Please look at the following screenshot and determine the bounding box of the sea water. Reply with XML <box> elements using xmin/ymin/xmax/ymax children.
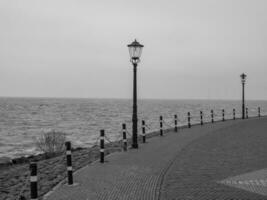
<box><xmin>0</xmin><ymin>97</ymin><xmax>266</xmax><ymax>158</ymax></box>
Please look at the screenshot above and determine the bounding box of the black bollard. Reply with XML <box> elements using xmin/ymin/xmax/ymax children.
<box><xmin>142</xmin><ymin>120</ymin><xmax>146</xmax><ymax>143</ymax></box>
<box><xmin>65</xmin><ymin>141</ymin><xmax>73</xmax><ymax>185</ymax></box>
<box><xmin>122</xmin><ymin>124</ymin><xmax>127</xmax><ymax>151</ymax></box>
<box><xmin>211</xmin><ymin>110</ymin><xmax>214</xmax><ymax>123</ymax></box>
<box><xmin>258</xmin><ymin>107</ymin><xmax>261</xmax><ymax>118</ymax></box>
<box><xmin>160</xmin><ymin>116</ymin><xmax>163</xmax><ymax>136</ymax></box>
<box><xmin>200</xmin><ymin>111</ymin><xmax>203</xmax><ymax>125</ymax></box>
<box><xmin>174</xmin><ymin>115</ymin><xmax>178</xmax><ymax>132</ymax></box>
<box><xmin>30</xmin><ymin>162</ymin><xmax>38</xmax><ymax>200</ymax></box>
<box><xmin>222</xmin><ymin>109</ymin><xmax>225</xmax><ymax>121</ymax></box>
<box><xmin>233</xmin><ymin>108</ymin><xmax>236</xmax><ymax>120</ymax></box>
<box><xmin>246</xmin><ymin>107</ymin><xmax>248</xmax><ymax>119</ymax></box>
<box><xmin>100</xmin><ymin>130</ymin><xmax>105</xmax><ymax>163</ymax></box>
<box><xmin>188</xmin><ymin>112</ymin><xmax>191</xmax><ymax>128</ymax></box>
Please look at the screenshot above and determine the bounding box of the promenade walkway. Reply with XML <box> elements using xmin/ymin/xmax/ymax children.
<box><xmin>45</xmin><ymin>117</ymin><xmax>267</xmax><ymax>200</ymax></box>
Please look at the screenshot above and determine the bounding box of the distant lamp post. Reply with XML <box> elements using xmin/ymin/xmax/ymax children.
<box><xmin>127</xmin><ymin>39</ymin><xmax>144</xmax><ymax>148</ymax></box>
<box><xmin>240</xmin><ymin>73</ymin><xmax>247</xmax><ymax>119</ymax></box>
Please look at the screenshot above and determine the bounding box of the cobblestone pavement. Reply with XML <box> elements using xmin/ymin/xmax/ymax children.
<box><xmin>220</xmin><ymin>168</ymin><xmax>267</xmax><ymax>197</ymax></box>
<box><xmin>160</xmin><ymin>117</ymin><xmax>267</xmax><ymax>200</ymax></box>
<box><xmin>44</xmin><ymin>117</ymin><xmax>267</xmax><ymax>200</ymax></box>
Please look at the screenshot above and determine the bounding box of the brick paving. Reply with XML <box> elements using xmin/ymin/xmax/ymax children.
<box><xmin>44</xmin><ymin>117</ymin><xmax>267</xmax><ymax>200</ymax></box>
<box><xmin>220</xmin><ymin>168</ymin><xmax>267</xmax><ymax>197</ymax></box>
<box><xmin>160</xmin><ymin>117</ymin><xmax>267</xmax><ymax>200</ymax></box>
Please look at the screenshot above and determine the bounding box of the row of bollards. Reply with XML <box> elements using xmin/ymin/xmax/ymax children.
<box><xmin>28</xmin><ymin>106</ymin><xmax>262</xmax><ymax>199</ymax></box>
<box><xmin>29</xmin><ymin>141</ymin><xmax>75</xmax><ymax>200</ymax></box>
<box><xmin>152</xmin><ymin>107</ymin><xmax>261</xmax><ymax>135</ymax></box>
<box><xmin>98</xmin><ymin>107</ymin><xmax>261</xmax><ymax>165</ymax></box>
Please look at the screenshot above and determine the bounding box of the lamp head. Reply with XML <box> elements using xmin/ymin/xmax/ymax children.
<box><xmin>127</xmin><ymin>39</ymin><xmax>144</xmax><ymax>64</ymax></box>
<box><xmin>240</xmin><ymin>73</ymin><xmax>247</xmax><ymax>84</ymax></box>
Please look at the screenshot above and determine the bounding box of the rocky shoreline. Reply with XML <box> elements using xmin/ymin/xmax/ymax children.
<box><xmin>0</xmin><ymin>128</ymin><xmax>171</xmax><ymax>200</ymax></box>
<box><xmin>0</xmin><ymin>147</ymin><xmax>87</xmax><ymax>169</ymax></box>
<box><xmin>0</xmin><ymin>142</ymin><xmax>123</xmax><ymax>200</ymax></box>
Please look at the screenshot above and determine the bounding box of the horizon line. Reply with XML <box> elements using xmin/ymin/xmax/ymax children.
<box><xmin>0</xmin><ymin>96</ymin><xmax>266</xmax><ymax>101</ymax></box>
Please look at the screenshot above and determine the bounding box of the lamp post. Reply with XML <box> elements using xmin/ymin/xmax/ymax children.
<box><xmin>127</xmin><ymin>39</ymin><xmax>144</xmax><ymax>149</ymax></box>
<box><xmin>240</xmin><ymin>73</ymin><xmax>247</xmax><ymax>119</ymax></box>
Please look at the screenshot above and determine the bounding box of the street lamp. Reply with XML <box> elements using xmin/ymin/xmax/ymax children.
<box><xmin>127</xmin><ymin>39</ymin><xmax>144</xmax><ymax>149</ymax></box>
<box><xmin>240</xmin><ymin>73</ymin><xmax>247</xmax><ymax>119</ymax></box>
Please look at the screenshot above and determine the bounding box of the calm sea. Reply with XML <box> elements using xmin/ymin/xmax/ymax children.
<box><xmin>0</xmin><ymin>97</ymin><xmax>266</xmax><ymax>158</ymax></box>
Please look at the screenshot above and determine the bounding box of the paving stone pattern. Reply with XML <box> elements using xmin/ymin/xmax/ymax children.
<box><xmin>220</xmin><ymin>168</ymin><xmax>267</xmax><ymax>197</ymax></box>
<box><xmin>44</xmin><ymin>119</ymin><xmax>258</xmax><ymax>200</ymax></box>
<box><xmin>160</xmin><ymin>117</ymin><xmax>267</xmax><ymax>200</ymax></box>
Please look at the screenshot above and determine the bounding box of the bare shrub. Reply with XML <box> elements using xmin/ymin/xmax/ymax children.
<box><xmin>35</xmin><ymin>130</ymin><xmax>66</xmax><ymax>158</ymax></box>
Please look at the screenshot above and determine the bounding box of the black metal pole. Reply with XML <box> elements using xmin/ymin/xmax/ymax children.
<box><xmin>174</xmin><ymin>114</ymin><xmax>178</xmax><ymax>132</ymax></box>
<box><xmin>233</xmin><ymin>108</ymin><xmax>236</xmax><ymax>120</ymax></box>
<box><xmin>188</xmin><ymin>112</ymin><xmax>191</xmax><ymax>128</ymax></box>
<box><xmin>122</xmin><ymin>124</ymin><xmax>127</xmax><ymax>151</ymax></box>
<box><xmin>100</xmin><ymin>130</ymin><xmax>105</xmax><ymax>163</ymax></box>
<box><xmin>132</xmin><ymin>63</ymin><xmax>138</xmax><ymax>148</ymax></box>
<box><xmin>65</xmin><ymin>141</ymin><xmax>73</xmax><ymax>185</ymax></box>
<box><xmin>160</xmin><ymin>116</ymin><xmax>163</xmax><ymax>136</ymax></box>
<box><xmin>211</xmin><ymin>110</ymin><xmax>214</xmax><ymax>123</ymax></box>
<box><xmin>242</xmin><ymin>82</ymin><xmax>245</xmax><ymax>119</ymax></box>
<box><xmin>142</xmin><ymin>120</ymin><xmax>146</xmax><ymax>143</ymax></box>
<box><xmin>200</xmin><ymin>111</ymin><xmax>203</xmax><ymax>125</ymax></box>
<box><xmin>30</xmin><ymin>162</ymin><xmax>38</xmax><ymax>200</ymax></box>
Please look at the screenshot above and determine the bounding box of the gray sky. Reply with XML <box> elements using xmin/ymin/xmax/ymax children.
<box><xmin>0</xmin><ymin>0</ymin><xmax>267</xmax><ymax>100</ymax></box>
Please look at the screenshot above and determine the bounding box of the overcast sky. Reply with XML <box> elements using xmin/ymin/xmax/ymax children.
<box><xmin>0</xmin><ymin>0</ymin><xmax>267</xmax><ymax>100</ymax></box>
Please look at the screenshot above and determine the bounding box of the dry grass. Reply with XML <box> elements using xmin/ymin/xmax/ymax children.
<box><xmin>35</xmin><ymin>130</ymin><xmax>66</xmax><ymax>158</ymax></box>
